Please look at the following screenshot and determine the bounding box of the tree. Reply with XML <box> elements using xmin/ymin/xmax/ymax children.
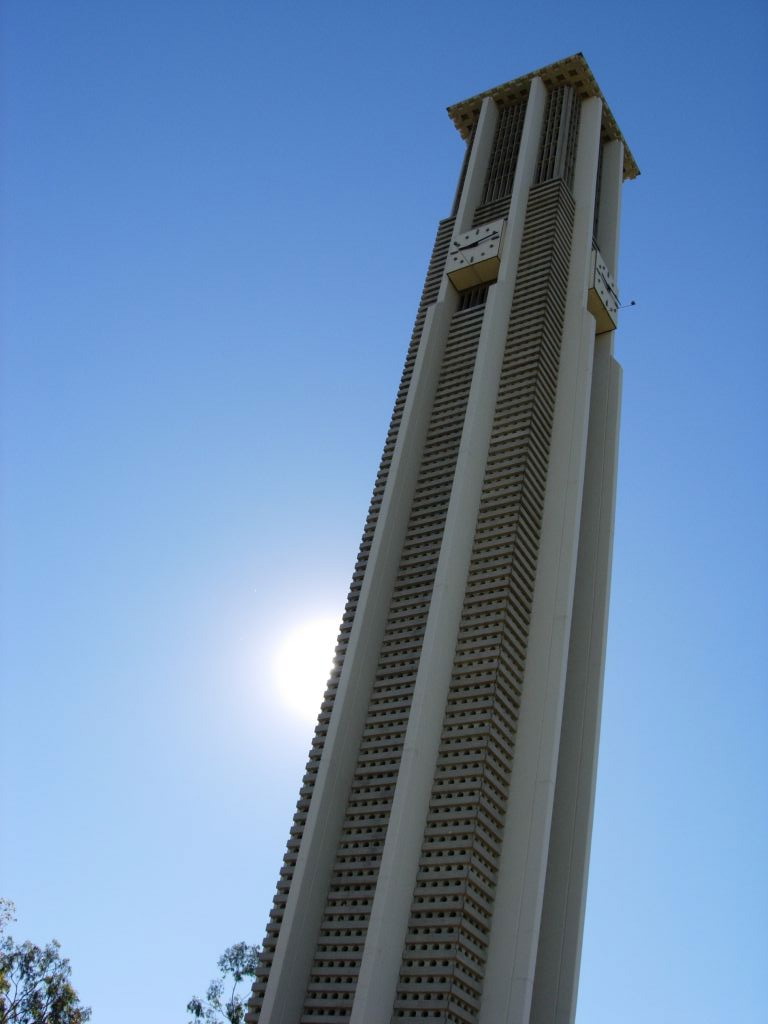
<box><xmin>186</xmin><ymin>943</ymin><xmax>260</xmax><ymax>1024</ymax></box>
<box><xmin>0</xmin><ymin>900</ymin><xmax>91</xmax><ymax>1024</ymax></box>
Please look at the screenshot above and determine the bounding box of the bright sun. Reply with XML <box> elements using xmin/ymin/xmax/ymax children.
<box><xmin>272</xmin><ymin>616</ymin><xmax>339</xmax><ymax>720</ymax></box>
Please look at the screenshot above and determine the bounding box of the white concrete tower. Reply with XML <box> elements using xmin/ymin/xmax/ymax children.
<box><xmin>248</xmin><ymin>54</ymin><xmax>638</xmax><ymax>1024</ymax></box>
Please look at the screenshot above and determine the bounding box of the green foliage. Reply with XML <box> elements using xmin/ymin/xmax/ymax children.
<box><xmin>186</xmin><ymin>943</ymin><xmax>260</xmax><ymax>1024</ymax></box>
<box><xmin>0</xmin><ymin>900</ymin><xmax>91</xmax><ymax>1024</ymax></box>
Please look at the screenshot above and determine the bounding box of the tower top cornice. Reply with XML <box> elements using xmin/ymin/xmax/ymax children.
<box><xmin>447</xmin><ymin>52</ymin><xmax>640</xmax><ymax>181</ymax></box>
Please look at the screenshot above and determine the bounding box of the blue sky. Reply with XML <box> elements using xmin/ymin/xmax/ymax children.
<box><xmin>2</xmin><ymin>2</ymin><xmax>766</xmax><ymax>1021</ymax></box>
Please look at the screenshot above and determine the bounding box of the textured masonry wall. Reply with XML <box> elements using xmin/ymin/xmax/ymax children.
<box><xmin>392</xmin><ymin>180</ymin><xmax>575</xmax><ymax>1024</ymax></box>
<box><xmin>299</xmin><ymin>302</ymin><xmax>483</xmax><ymax>1022</ymax></box>
<box><xmin>248</xmin><ymin>216</ymin><xmax>456</xmax><ymax>1021</ymax></box>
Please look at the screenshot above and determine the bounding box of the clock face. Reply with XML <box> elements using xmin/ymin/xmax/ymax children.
<box><xmin>447</xmin><ymin>217</ymin><xmax>505</xmax><ymax>290</ymax></box>
<box><xmin>593</xmin><ymin>251</ymin><xmax>618</xmax><ymax>314</ymax></box>
<box><xmin>450</xmin><ymin>224</ymin><xmax>502</xmax><ymax>256</ymax></box>
<box><xmin>587</xmin><ymin>248</ymin><xmax>619</xmax><ymax>334</ymax></box>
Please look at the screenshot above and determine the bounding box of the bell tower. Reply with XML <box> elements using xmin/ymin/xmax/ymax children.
<box><xmin>248</xmin><ymin>54</ymin><xmax>638</xmax><ymax>1024</ymax></box>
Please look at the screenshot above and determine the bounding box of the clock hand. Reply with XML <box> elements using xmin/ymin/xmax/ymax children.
<box><xmin>452</xmin><ymin>231</ymin><xmax>500</xmax><ymax>252</ymax></box>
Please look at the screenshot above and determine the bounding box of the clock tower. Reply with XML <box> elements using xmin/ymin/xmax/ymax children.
<box><xmin>248</xmin><ymin>54</ymin><xmax>638</xmax><ymax>1024</ymax></box>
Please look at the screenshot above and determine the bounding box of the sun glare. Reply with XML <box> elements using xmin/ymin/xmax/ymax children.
<box><xmin>272</xmin><ymin>616</ymin><xmax>340</xmax><ymax>720</ymax></box>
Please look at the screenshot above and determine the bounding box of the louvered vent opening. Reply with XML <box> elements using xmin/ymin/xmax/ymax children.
<box><xmin>457</xmin><ymin>284</ymin><xmax>489</xmax><ymax>311</ymax></box>
<box><xmin>481</xmin><ymin>99</ymin><xmax>527</xmax><ymax>205</ymax></box>
<box><xmin>472</xmin><ymin>196</ymin><xmax>510</xmax><ymax>229</ymax></box>
<box><xmin>535</xmin><ymin>86</ymin><xmax>580</xmax><ymax>192</ymax></box>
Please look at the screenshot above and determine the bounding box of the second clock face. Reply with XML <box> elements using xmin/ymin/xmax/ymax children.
<box><xmin>447</xmin><ymin>217</ymin><xmax>505</xmax><ymax>291</ymax></box>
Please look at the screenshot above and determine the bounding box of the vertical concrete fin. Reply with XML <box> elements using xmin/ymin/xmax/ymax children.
<box><xmin>530</xmin><ymin>132</ymin><xmax>626</xmax><ymax>1024</ymax></box>
<box><xmin>530</xmin><ymin>345</ymin><xmax>622</xmax><ymax>1024</ymax></box>
<box><xmin>478</xmin><ymin>95</ymin><xmax>603</xmax><ymax>1024</ymax></box>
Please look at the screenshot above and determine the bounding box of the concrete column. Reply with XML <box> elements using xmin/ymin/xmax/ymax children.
<box><xmin>479</xmin><ymin>95</ymin><xmax>604</xmax><ymax>1024</ymax></box>
<box><xmin>349</xmin><ymin>77</ymin><xmax>549</xmax><ymax>1024</ymax></box>
<box><xmin>596</xmin><ymin>140</ymin><xmax>624</xmax><ymax>275</ymax></box>
<box><xmin>529</xmin><ymin>139</ymin><xmax>625</xmax><ymax>1024</ymax></box>
<box><xmin>530</xmin><ymin>353</ymin><xmax>622</xmax><ymax>1024</ymax></box>
<box><xmin>453</xmin><ymin>96</ymin><xmax>498</xmax><ymax>233</ymax></box>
